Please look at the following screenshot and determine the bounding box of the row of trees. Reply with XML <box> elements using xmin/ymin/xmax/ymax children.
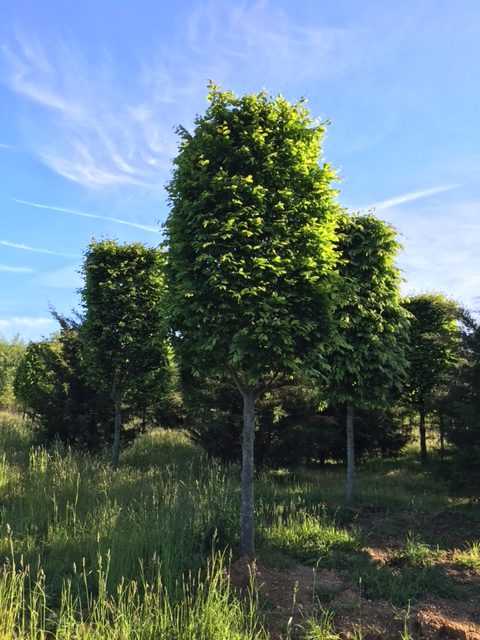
<box><xmin>5</xmin><ymin>86</ymin><xmax>479</xmax><ymax>558</ymax></box>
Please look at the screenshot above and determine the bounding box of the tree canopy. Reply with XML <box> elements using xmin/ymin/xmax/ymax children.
<box><xmin>164</xmin><ymin>84</ymin><xmax>340</xmax><ymax>387</ymax></box>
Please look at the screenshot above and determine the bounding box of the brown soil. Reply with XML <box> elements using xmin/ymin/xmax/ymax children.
<box><xmin>228</xmin><ymin>547</ymin><xmax>480</xmax><ymax>639</ymax></box>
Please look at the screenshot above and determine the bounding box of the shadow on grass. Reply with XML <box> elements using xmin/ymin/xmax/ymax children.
<box><xmin>321</xmin><ymin>547</ymin><xmax>470</xmax><ymax>606</ymax></box>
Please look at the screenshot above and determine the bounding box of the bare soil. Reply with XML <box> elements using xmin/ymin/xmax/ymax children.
<box><xmin>229</xmin><ymin>509</ymin><xmax>480</xmax><ymax>639</ymax></box>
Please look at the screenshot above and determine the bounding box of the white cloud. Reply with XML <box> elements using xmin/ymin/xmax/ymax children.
<box><xmin>0</xmin><ymin>4</ymin><xmax>384</xmax><ymax>190</ymax></box>
<box><xmin>0</xmin><ymin>142</ymin><xmax>14</xmax><ymax>150</ymax></box>
<box><xmin>0</xmin><ymin>264</ymin><xmax>34</xmax><ymax>273</ymax></box>
<box><xmin>13</xmin><ymin>198</ymin><xmax>160</xmax><ymax>233</ymax></box>
<box><xmin>0</xmin><ymin>316</ymin><xmax>56</xmax><ymax>341</ymax></box>
<box><xmin>0</xmin><ymin>240</ymin><xmax>77</xmax><ymax>258</ymax></box>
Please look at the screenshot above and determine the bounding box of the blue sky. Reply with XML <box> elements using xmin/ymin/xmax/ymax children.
<box><xmin>1</xmin><ymin>0</ymin><xmax>479</xmax><ymax>341</ymax></box>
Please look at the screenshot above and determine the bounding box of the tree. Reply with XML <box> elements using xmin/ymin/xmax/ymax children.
<box><xmin>81</xmin><ymin>240</ymin><xmax>170</xmax><ymax>469</ymax></box>
<box><xmin>404</xmin><ymin>293</ymin><xmax>461</xmax><ymax>463</ymax></box>
<box><xmin>0</xmin><ymin>335</ymin><xmax>25</xmax><ymax>408</ymax></box>
<box><xmin>164</xmin><ymin>85</ymin><xmax>340</xmax><ymax>557</ymax></box>
<box><xmin>328</xmin><ymin>212</ymin><xmax>409</xmax><ymax>503</ymax></box>
<box><xmin>444</xmin><ymin>309</ymin><xmax>480</xmax><ymax>484</ymax></box>
<box><xmin>13</xmin><ymin>314</ymin><xmax>112</xmax><ymax>447</ymax></box>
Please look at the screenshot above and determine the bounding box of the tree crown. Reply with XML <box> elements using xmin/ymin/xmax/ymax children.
<box><xmin>164</xmin><ymin>85</ymin><xmax>341</xmax><ymax>387</ymax></box>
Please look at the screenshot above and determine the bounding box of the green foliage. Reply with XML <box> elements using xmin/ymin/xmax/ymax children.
<box><xmin>391</xmin><ymin>534</ymin><xmax>440</xmax><ymax>568</ymax></box>
<box><xmin>81</xmin><ymin>240</ymin><xmax>169</xmax><ymax>397</ymax></box>
<box><xmin>260</xmin><ymin>511</ymin><xmax>360</xmax><ymax>563</ymax></box>
<box><xmin>0</xmin><ymin>335</ymin><xmax>25</xmax><ymax>407</ymax></box>
<box><xmin>0</xmin><ymin>554</ymin><xmax>266</xmax><ymax>640</ymax></box>
<box><xmin>404</xmin><ymin>293</ymin><xmax>462</xmax><ymax>410</ymax></box>
<box><xmin>0</xmin><ymin>412</ymin><xmax>476</xmax><ymax>636</ymax></box>
<box><xmin>13</xmin><ymin>316</ymin><xmax>112</xmax><ymax>448</ymax></box>
<box><xmin>444</xmin><ymin>310</ymin><xmax>480</xmax><ymax>484</ymax></box>
<box><xmin>299</xmin><ymin>611</ymin><xmax>340</xmax><ymax>640</ymax></box>
<box><xmin>454</xmin><ymin>541</ymin><xmax>480</xmax><ymax>568</ymax></box>
<box><xmin>81</xmin><ymin>240</ymin><xmax>171</xmax><ymax>466</ymax></box>
<box><xmin>329</xmin><ymin>212</ymin><xmax>409</xmax><ymax>408</ymax></box>
<box><xmin>164</xmin><ymin>84</ymin><xmax>340</xmax><ymax>386</ymax></box>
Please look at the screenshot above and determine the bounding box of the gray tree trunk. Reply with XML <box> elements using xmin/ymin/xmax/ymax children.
<box><xmin>240</xmin><ymin>385</ymin><xmax>255</xmax><ymax>558</ymax></box>
<box><xmin>345</xmin><ymin>404</ymin><xmax>355</xmax><ymax>506</ymax></box>
<box><xmin>439</xmin><ymin>412</ymin><xmax>445</xmax><ymax>457</ymax></box>
<box><xmin>419</xmin><ymin>406</ymin><xmax>427</xmax><ymax>464</ymax></box>
<box><xmin>112</xmin><ymin>379</ymin><xmax>122</xmax><ymax>470</ymax></box>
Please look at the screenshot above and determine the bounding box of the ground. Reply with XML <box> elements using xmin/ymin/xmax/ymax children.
<box><xmin>230</xmin><ymin>507</ymin><xmax>480</xmax><ymax>639</ymax></box>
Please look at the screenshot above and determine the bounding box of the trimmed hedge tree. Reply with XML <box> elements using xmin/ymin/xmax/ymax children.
<box><xmin>328</xmin><ymin>213</ymin><xmax>409</xmax><ymax>504</ymax></box>
<box><xmin>81</xmin><ymin>240</ymin><xmax>170</xmax><ymax>469</ymax></box>
<box><xmin>164</xmin><ymin>85</ymin><xmax>340</xmax><ymax>557</ymax></box>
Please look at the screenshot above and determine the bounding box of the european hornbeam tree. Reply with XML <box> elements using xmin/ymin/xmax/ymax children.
<box><xmin>81</xmin><ymin>240</ymin><xmax>170</xmax><ymax>469</ymax></box>
<box><xmin>0</xmin><ymin>335</ymin><xmax>25</xmax><ymax>408</ymax></box>
<box><xmin>329</xmin><ymin>213</ymin><xmax>409</xmax><ymax>504</ymax></box>
<box><xmin>164</xmin><ymin>85</ymin><xmax>340</xmax><ymax>558</ymax></box>
<box><xmin>405</xmin><ymin>293</ymin><xmax>461</xmax><ymax>463</ymax></box>
<box><xmin>446</xmin><ymin>310</ymin><xmax>480</xmax><ymax>482</ymax></box>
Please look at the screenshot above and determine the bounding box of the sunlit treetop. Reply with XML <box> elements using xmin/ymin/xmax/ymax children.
<box><xmin>164</xmin><ymin>84</ymin><xmax>341</xmax><ymax>387</ymax></box>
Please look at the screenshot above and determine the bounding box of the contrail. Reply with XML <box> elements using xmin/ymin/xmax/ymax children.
<box><xmin>12</xmin><ymin>199</ymin><xmax>160</xmax><ymax>234</ymax></box>
<box><xmin>0</xmin><ymin>240</ymin><xmax>78</xmax><ymax>259</ymax></box>
<box><xmin>367</xmin><ymin>184</ymin><xmax>460</xmax><ymax>211</ymax></box>
<box><xmin>0</xmin><ymin>264</ymin><xmax>34</xmax><ymax>273</ymax></box>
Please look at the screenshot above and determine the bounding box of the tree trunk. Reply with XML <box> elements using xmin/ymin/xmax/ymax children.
<box><xmin>111</xmin><ymin>379</ymin><xmax>122</xmax><ymax>470</ymax></box>
<box><xmin>439</xmin><ymin>412</ymin><xmax>445</xmax><ymax>457</ymax></box>
<box><xmin>419</xmin><ymin>406</ymin><xmax>427</xmax><ymax>464</ymax></box>
<box><xmin>345</xmin><ymin>404</ymin><xmax>355</xmax><ymax>506</ymax></box>
<box><xmin>240</xmin><ymin>385</ymin><xmax>255</xmax><ymax>559</ymax></box>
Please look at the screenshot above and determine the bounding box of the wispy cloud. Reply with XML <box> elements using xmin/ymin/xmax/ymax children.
<box><xmin>0</xmin><ymin>240</ymin><xmax>77</xmax><ymax>258</ymax></box>
<box><xmin>0</xmin><ymin>4</ymin><xmax>388</xmax><ymax>189</ymax></box>
<box><xmin>1</xmin><ymin>35</ymin><xmax>178</xmax><ymax>188</ymax></box>
<box><xmin>186</xmin><ymin>2</ymin><xmax>365</xmax><ymax>83</ymax></box>
<box><xmin>367</xmin><ymin>184</ymin><xmax>460</xmax><ymax>211</ymax></box>
<box><xmin>13</xmin><ymin>198</ymin><xmax>160</xmax><ymax>233</ymax></box>
<box><xmin>0</xmin><ymin>142</ymin><xmax>14</xmax><ymax>150</ymax></box>
<box><xmin>0</xmin><ymin>264</ymin><xmax>34</xmax><ymax>273</ymax></box>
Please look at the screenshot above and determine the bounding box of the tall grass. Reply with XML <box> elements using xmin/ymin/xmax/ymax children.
<box><xmin>0</xmin><ymin>552</ymin><xmax>266</xmax><ymax>639</ymax></box>
<box><xmin>0</xmin><ymin>411</ymin><xmax>475</xmax><ymax>638</ymax></box>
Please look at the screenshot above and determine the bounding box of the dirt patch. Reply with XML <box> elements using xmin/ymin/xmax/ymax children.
<box><xmin>228</xmin><ymin>557</ymin><xmax>480</xmax><ymax>639</ymax></box>
<box><xmin>229</xmin><ymin>558</ymin><xmax>344</xmax><ymax>637</ymax></box>
<box><xmin>412</xmin><ymin>607</ymin><xmax>480</xmax><ymax>640</ymax></box>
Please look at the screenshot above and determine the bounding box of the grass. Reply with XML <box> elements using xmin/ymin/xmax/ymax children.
<box><xmin>391</xmin><ymin>534</ymin><xmax>440</xmax><ymax>568</ymax></box>
<box><xmin>259</xmin><ymin>511</ymin><xmax>360</xmax><ymax>564</ymax></box>
<box><xmin>454</xmin><ymin>540</ymin><xmax>480</xmax><ymax>569</ymax></box>
<box><xmin>0</xmin><ymin>411</ymin><xmax>477</xmax><ymax>638</ymax></box>
<box><xmin>0</xmin><ymin>552</ymin><xmax>267</xmax><ymax>640</ymax></box>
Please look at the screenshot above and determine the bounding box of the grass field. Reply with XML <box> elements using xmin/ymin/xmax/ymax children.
<box><xmin>0</xmin><ymin>411</ymin><xmax>478</xmax><ymax>639</ymax></box>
